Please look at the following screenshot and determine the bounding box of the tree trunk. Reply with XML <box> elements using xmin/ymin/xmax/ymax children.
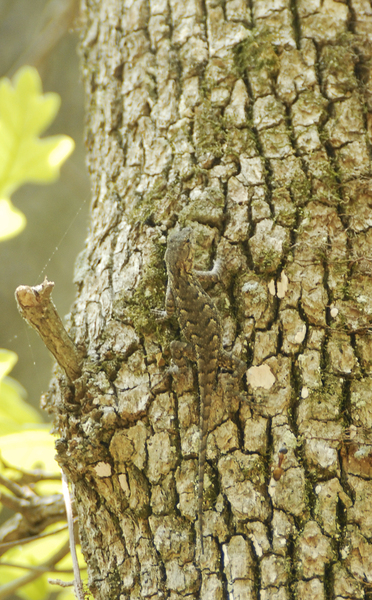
<box><xmin>51</xmin><ymin>0</ymin><xmax>372</xmax><ymax>598</ymax></box>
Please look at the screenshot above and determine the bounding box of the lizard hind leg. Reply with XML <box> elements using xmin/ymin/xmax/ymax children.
<box><xmin>220</xmin><ymin>349</ymin><xmax>246</xmax><ymax>379</ymax></box>
<box><xmin>219</xmin><ymin>349</ymin><xmax>247</xmax><ymax>410</ymax></box>
<box><xmin>166</xmin><ymin>341</ymin><xmax>196</xmax><ymax>379</ymax></box>
<box><xmin>170</xmin><ymin>340</ymin><xmax>196</xmax><ymax>362</ymax></box>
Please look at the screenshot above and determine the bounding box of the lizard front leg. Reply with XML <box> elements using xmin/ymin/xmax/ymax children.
<box><xmin>194</xmin><ymin>257</ymin><xmax>222</xmax><ymax>287</ymax></box>
<box><xmin>153</xmin><ymin>284</ymin><xmax>176</xmax><ymax>321</ymax></box>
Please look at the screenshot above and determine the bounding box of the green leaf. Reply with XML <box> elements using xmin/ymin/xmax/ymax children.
<box><xmin>56</xmin><ymin>590</ymin><xmax>82</xmax><ymax>600</ymax></box>
<box><xmin>0</xmin><ymin>65</ymin><xmax>75</xmax><ymax>235</ymax></box>
<box><xmin>0</xmin><ymin>376</ymin><xmax>43</xmax><ymax>435</ymax></box>
<box><xmin>0</xmin><ymin>349</ymin><xmax>43</xmax><ymax>434</ymax></box>
<box><xmin>0</xmin><ymin>348</ymin><xmax>18</xmax><ymax>379</ymax></box>
<box><xmin>0</xmin><ymin>197</ymin><xmax>26</xmax><ymax>240</ymax></box>
<box><xmin>0</xmin><ymin>428</ymin><xmax>58</xmax><ymax>472</ymax></box>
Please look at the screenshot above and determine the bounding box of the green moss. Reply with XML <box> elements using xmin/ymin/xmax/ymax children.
<box><xmin>194</xmin><ymin>100</ymin><xmax>226</xmax><ymax>160</ymax></box>
<box><xmin>117</xmin><ymin>241</ymin><xmax>169</xmax><ymax>341</ymax></box>
<box><xmin>195</xmin><ymin>100</ymin><xmax>250</xmax><ymax>158</ymax></box>
<box><xmin>319</xmin><ymin>42</ymin><xmax>358</xmax><ymax>97</ymax></box>
<box><xmin>289</xmin><ymin>172</ymin><xmax>311</xmax><ymax>206</ymax></box>
<box><xmin>187</xmin><ymin>165</ymin><xmax>209</xmax><ymax>180</ymax></box>
<box><xmin>82</xmin><ymin>584</ymin><xmax>95</xmax><ymax>600</ymax></box>
<box><xmin>233</xmin><ymin>29</ymin><xmax>279</xmax><ymax>80</ymax></box>
<box><xmin>130</xmin><ymin>177</ymin><xmax>173</xmax><ymax>225</ymax></box>
<box><xmin>314</xmin><ymin>157</ymin><xmax>339</xmax><ymax>191</ymax></box>
<box><xmin>241</xmin><ymin>455</ymin><xmax>266</xmax><ymax>485</ymax></box>
<box><xmin>127</xmin><ymin>177</ymin><xmax>167</xmax><ymax>224</ymax></box>
<box><xmin>261</xmin><ymin>247</ymin><xmax>282</xmax><ymax>272</ymax></box>
<box><xmin>127</xmin><ymin>178</ymin><xmax>184</xmax><ymax>226</ymax></box>
<box><xmin>178</xmin><ymin>186</ymin><xmax>225</xmax><ymax>227</ymax></box>
<box><xmin>225</xmin><ymin>126</ymin><xmax>257</xmax><ymax>158</ymax></box>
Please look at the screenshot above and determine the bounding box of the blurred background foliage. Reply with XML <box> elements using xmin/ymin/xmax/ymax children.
<box><xmin>0</xmin><ymin>1</ymin><xmax>90</xmax><ymax>598</ymax></box>
<box><xmin>0</xmin><ymin>0</ymin><xmax>90</xmax><ymax>409</ymax></box>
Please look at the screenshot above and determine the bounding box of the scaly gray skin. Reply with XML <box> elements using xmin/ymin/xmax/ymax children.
<box><xmin>157</xmin><ymin>227</ymin><xmax>245</xmax><ymax>554</ymax></box>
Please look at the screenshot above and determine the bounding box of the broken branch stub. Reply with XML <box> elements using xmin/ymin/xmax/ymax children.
<box><xmin>15</xmin><ymin>278</ymin><xmax>83</xmax><ymax>382</ymax></box>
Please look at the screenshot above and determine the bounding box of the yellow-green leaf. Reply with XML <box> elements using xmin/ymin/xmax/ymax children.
<box><xmin>0</xmin><ymin>197</ymin><xmax>26</xmax><ymax>240</ymax></box>
<box><xmin>56</xmin><ymin>590</ymin><xmax>82</xmax><ymax>600</ymax></box>
<box><xmin>17</xmin><ymin>572</ymin><xmax>48</xmax><ymax>600</ymax></box>
<box><xmin>0</xmin><ymin>65</ymin><xmax>75</xmax><ymax>199</ymax></box>
<box><xmin>0</xmin><ymin>348</ymin><xmax>18</xmax><ymax>380</ymax></box>
<box><xmin>0</xmin><ymin>349</ymin><xmax>42</xmax><ymax>434</ymax></box>
<box><xmin>0</xmin><ymin>376</ymin><xmax>43</xmax><ymax>435</ymax></box>
<box><xmin>0</xmin><ymin>428</ymin><xmax>57</xmax><ymax>472</ymax></box>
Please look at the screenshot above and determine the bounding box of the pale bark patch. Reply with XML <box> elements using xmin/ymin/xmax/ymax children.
<box><xmin>247</xmin><ymin>364</ymin><xmax>276</xmax><ymax>390</ymax></box>
<box><xmin>94</xmin><ymin>462</ymin><xmax>112</xmax><ymax>477</ymax></box>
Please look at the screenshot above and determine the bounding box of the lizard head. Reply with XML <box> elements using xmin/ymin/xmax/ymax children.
<box><xmin>165</xmin><ymin>227</ymin><xmax>195</xmax><ymax>273</ymax></box>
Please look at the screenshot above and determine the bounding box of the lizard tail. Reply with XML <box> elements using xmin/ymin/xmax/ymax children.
<box><xmin>198</xmin><ymin>430</ymin><xmax>207</xmax><ymax>554</ymax></box>
<box><xmin>198</xmin><ymin>381</ymin><xmax>212</xmax><ymax>555</ymax></box>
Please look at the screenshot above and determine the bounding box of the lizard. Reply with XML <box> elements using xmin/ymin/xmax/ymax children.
<box><xmin>156</xmin><ymin>227</ymin><xmax>246</xmax><ymax>553</ymax></box>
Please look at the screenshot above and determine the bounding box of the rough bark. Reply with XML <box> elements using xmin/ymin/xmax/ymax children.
<box><xmin>46</xmin><ymin>0</ymin><xmax>372</xmax><ymax>598</ymax></box>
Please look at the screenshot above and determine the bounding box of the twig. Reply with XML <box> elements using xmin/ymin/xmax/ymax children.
<box><xmin>0</xmin><ymin>473</ymin><xmax>31</xmax><ymax>499</ymax></box>
<box><xmin>0</xmin><ymin>498</ymin><xmax>66</xmax><ymax>558</ymax></box>
<box><xmin>0</xmin><ymin>524</ymin><xmax>69</xmax><ymax>552</ymax></box>
<box><xmin>15</xmin><ymin>277</ymin><xmax>83</xmax><ymax>382</ymax></box>
<box><xmin>61</xmin><ymin>471</ymin><xmax>84</xmax><ymax>600</ymax></box>
<box><xmin>0</xmin><ymin>454</ymin><xmax>61</xmax><ymax>484</ymax></box>
<box><xmin>0</xmin><ymin>475</ymin><xmax>65</xmax><ymax>524</ymax></box>
<box><xmin>0</xmin><ymin>562</ymin><xmax>73</xmax><ymax>574</ymax></box>
<box><xmin>49</xmin><ymin>578</ymin><xmax>74</xmax><ymax>587</ymax></box>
